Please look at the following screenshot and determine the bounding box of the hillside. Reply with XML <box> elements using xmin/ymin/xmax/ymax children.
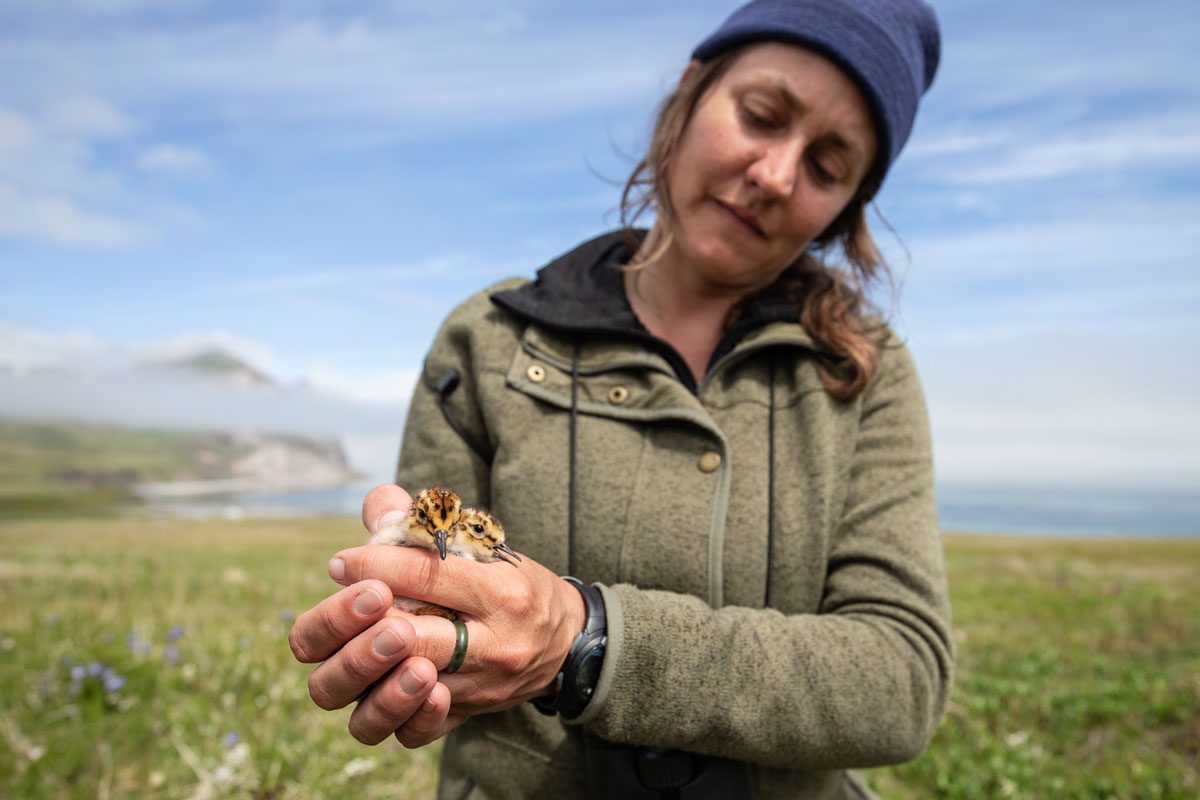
<box><xmin>0</xmin><ymin>420</ymin><xmax>361</xmax><ymax>517</ymax></box>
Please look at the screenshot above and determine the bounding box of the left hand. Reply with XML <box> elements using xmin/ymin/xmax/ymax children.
<box><xmin>327</xmin><ymin>483</ymin><xmax>586</xmax><ymax>746</ymax></box>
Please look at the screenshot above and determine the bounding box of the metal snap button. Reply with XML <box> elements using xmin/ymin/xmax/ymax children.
<box><xmin>607</xmin><ymin>385</ymin><xmax>630</xmax><ymax>405</ymax></box>
<box><xmin>698</xmin><ymin>451</ymin><xmax>721</xmax><ymax>473</ymax></box>
<box><xmin>526</xmin><ymin>364</ymin><xmax>546</xmax><ymax>383</ymax></box>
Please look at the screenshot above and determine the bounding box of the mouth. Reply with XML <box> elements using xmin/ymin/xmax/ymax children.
<box><xmin>434</xmin><ymin>530</ymin><xmax>448</xmax><ymax>560</ymax></box>
<box><xmin>714</xmin><ymin>200</ymin><xmax>766</xmax><ymax>239</ymax></box>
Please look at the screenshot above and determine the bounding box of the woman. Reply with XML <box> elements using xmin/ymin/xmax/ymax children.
<box><xmin>290</xmin><ymin>1</ymin><xmax>953</xmax><ymax>797</ymax></box>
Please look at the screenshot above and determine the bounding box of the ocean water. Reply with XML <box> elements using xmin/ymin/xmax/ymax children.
<box><xmin>150</xmin><ymin>481</ymin><xmax>1200</xmax><ymax>538</ymax></box>
<box><xmin>936</xmin><ymin>484</ymin><xmax>1200</xmax><ymax>538</ymax></box>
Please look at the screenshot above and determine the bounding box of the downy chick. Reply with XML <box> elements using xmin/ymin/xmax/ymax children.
<box><xmin>370</xmin><ymin>487</ymin><xmax>461</xmax><ymax>559</ymax></box>
<box><xmin>369</xmin><ymin>487</ymin><xmax>463</xmax><ymax>619</ymax></box>
<box><xmin>448</xmin><ymin>507</ymin><xmax>522</xmax><ymax>564</ymax></box>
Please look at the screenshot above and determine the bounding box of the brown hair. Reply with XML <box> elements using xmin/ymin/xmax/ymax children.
<box><xmin>620</xmin><ymin>49</ymin><xmax>891</xmax><ymax>401</ymax></box>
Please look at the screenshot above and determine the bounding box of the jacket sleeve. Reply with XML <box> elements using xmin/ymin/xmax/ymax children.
<box><xmin>575</xmin><ymin>342</ymin><xmax>954</xmax><ymax>770</ymax></box>
<box><xmin>393</xmin><ymin>287</ymin><xmax>514</xmax><ymax>508</ymax></box>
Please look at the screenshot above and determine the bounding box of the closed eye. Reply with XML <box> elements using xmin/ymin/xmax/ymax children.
<box><xmin>809</xmin><ymin>158</ymin><xmax>836</xmax><ymax>185</ymax></box>
<box><xmin>741</xmin><ymin>103</ymin><xmax>783</xmax><ymax>133</ymax></box>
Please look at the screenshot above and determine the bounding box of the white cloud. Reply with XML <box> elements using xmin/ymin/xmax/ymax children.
<box><xmin>946</xmin><ymin>129</ymin><xmax>1200</xmax><ymax>185</ymax></box>
<box><xmin>0</xmin><ymin>100</ymin><xmax>146</xmax><ymax>246</ymax></box>
<box><xmin>208</xmin><ymin>258</ymin><xmax>464</xmax><ymax>296</ymax></box>
<box><xmin>917</xmin><ymin>330</ymin><xmax>1200</xmax><ymax>491</ymax></box>
<box><xmin>898</xmin><ymin>202</ymin><xmax>1200</xmax><ymax>279</ymax></box>
<box><xmin>44</xmin><ymin>96</ymin><xmax>132</xmax><ymax>137</ymax></box>
<box><xmin>137</xmin><ymin>144</ymin><xmax>213</xmax><ymax>176</ymax></box>
<box><xmin>306</xmin><ymin>365</ymin><xmax>419</xmax><ymax>406</ymax></box>
<box><xmin>0</xmin><ymin>7</ymin><xmax>699</xmax><ymax>145</ymax></box>
<box><xmin>0</xmin><ymin>184</ymin><xmax>144</xmax><ymax>245</ymax></box>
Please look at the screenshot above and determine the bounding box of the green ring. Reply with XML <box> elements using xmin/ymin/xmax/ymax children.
<box><xmin>445</xmin><ymin>619</ymin><xmax>468</xmax><ymax>674</ymax></box>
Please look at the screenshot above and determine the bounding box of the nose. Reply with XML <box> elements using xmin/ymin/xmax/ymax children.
<box><xmin>746</xmin><ymin>138</ymin><xmax>803</xmax><ymax>199</ymax></box>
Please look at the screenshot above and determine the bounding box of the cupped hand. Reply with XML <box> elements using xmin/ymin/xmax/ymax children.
<box><xmin>291</xmin><ymin>483</ymin><xmax>586</xmax><ymax>749</ymax></box>
<box><xmin>288</xmin><ymin>577</ymin><xmax>450</xmax><ymax>746</ymax></box>
<box><xmin>290</xmin><ymin>485</ymin><xmax>450</xmax><ymax>748</ymax></box>
<box><xmin>335</xmin><ymin>483</ymin><xmax>586</xmax><ymax>736</ymax></box>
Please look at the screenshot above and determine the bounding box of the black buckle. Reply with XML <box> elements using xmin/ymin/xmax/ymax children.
<box><xmin>635</xmin><ymin>748</ymin><xmax>696</xmax><ymax>790</ymax></box>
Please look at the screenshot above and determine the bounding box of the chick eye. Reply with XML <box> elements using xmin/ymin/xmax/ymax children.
<box><xmin>418</xmin><ymin>509</ymin><xmax>427</xmax><ymax>519</ymax></box>
<box><xmin>474</xmin><ymin>524</ymin><xmax>485</xmax><ymax>533</ymax></box>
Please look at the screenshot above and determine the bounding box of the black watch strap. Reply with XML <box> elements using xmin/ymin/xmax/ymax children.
<box><xmin>532</xmin><ymin>577</ymin><xmax>607</xmax><ymax>719</ymax></box>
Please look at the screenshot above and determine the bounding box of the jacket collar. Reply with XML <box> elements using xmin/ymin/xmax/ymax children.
<box><xmin>491</xmin><ymin>229</ymin><xmax>815</xmax><ymax>390</ymax></box>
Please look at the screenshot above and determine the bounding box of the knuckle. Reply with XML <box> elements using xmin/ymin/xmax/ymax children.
<box><xmin>288</xmin><ymin>626</ymin><xmax>314</xmax><ymax>663</ymax></box>
<box><xmin>408</xmin><ymin>553</ymin><xmax>440</xmax><ymax>596</ymax></box>
<box><xmin>496</xmin><ymin>580</ymin><xmax>534</xmax><ymax>614</ymax></box>
<box><xmin>493</xmin><ymin>643</ymin><xmax>531</xmax><ymax>676</ymax></box>
<box><xmin>371</xmin><ymin>674</ymin><xmax>418</xmax><ymax>720</ymax></box>
<box><xmin>397</xmin><ymin>731</ymin><xmax>430</xmax><ymax>750</ymax></box>
<box><xmin>318</xmin><ymin>602</ymin><xmax>352</xmax><ymax>644</ymax></box>
<box><xmin>347</xmin><ymin>716</ymin><xmax>385</xmax><ymax>746</ymax></box>
<box><xmin>307</xmin><ymin>672</ymin><xmax>340</xmax><ymax>711</ymax></box>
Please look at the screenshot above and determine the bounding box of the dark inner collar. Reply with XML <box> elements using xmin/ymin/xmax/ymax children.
<box><xmin>490</xmin><ymin>229</ymin><xmax>804</xmax><ymax>393</ymax></box>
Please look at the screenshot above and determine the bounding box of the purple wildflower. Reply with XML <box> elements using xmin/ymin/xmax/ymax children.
<box><xmin>163</xmin><ymin>645</ymin><xmax>181</xmax><ymax>665</ymax></box>
<box><xmin>223</xmin><ymin>731</ymin><xmax>240</xmax><ymax>749</ymax></box>
<box><xmin>166</xmin><ymin>625</ymin><xmax>185</xmax><ymax>642</ymax></box>
<box><xmin>87</xmin><ymin>662</ymin><xmax>105</xmax><ymax>678</ymax></box>
<box><xmin>102</xmin><ymin>670</ymin><xmax>126</xmax><ymax>693</ymax></box>
<box><xmin>279</xmin><ymin>608</ymin><xmax>295</xmax><ymax>622</ymax></box>
<box><xmin>127</xmin><ymin>634</ymin><xmax>152</xmax><ymax>656</ymax></box>
<box><xmin>70</xmin><ymin>665</ymin><xmax>86</xmax><ymax>683</ymax></box>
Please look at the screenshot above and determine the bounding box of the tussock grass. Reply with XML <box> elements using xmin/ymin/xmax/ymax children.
<box><xmin>1</xmin><ymin>520</ymin><xmax>1197</xmax><ymax>798</ymax></box>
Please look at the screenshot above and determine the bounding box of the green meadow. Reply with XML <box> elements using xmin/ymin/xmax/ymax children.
<box><xmin>0</xmin><ymin>518</ymin><xmax>1196</xmax><ymax>799</ymax></box>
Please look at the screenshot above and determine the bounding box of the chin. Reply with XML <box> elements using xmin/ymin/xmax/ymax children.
<box><xmin>684</xmin><ymin>237</ymin><xmax>781</xmax><ymax>292</ymax></box>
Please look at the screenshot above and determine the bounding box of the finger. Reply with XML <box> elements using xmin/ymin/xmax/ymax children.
<box><xmin>306</xmin><ymin>616</ymin><xmax>418</xmax><ymax>711</ymax></box>
<box><xmin>361</xmin><ymin>483</ymin><xmax>414</xmax><ymax>535</ymax></box>
<box><xmin>395</xmin><ymin>682</ymin><xmax>455</xmax><ymax>749</ymax></box>
<box><xmin>399</xmin><ymin>613</ymin><xmax>469</xmax><ymax>674</ymax></box>
<box><xmin>347</xmin><ymin>657</ymin><xmax>438</xmax><ymax>745</ymax></box>
<box><xmin>289</xmin><ymin>580</ymin><xmax>392</xmax><ymax>664</ymax></box>
<box><xmin>333</xmin><ymin>544</ymin><xmax>515</xmax><ymax>613</ymax></box>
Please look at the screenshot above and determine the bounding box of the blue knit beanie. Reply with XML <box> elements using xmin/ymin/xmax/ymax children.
<box><xmin>693</xmin><ymin>0</ymin><xmax>940</xmax><ymax>189</ymax></box>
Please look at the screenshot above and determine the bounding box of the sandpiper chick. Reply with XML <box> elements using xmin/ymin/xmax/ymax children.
<box><xmin>369</xmin><ymin>487</ymin><xmax>463</xmax><ymax>619</ymax></box>
<box><xmin>449</xmin><ymin>507</ymin><xmax>522</xmax><ymax>565</ymax></box>
<box><xmin>370</xmin><ymin>487</ymin><xmax>462</xmax><ymax>559</ymax></box>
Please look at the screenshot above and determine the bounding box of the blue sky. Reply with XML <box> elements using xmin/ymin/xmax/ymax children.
<box><xmin>1</xmin><ymin>0</ymin><xmax>1198</xmax><ymax>491</ymax></box>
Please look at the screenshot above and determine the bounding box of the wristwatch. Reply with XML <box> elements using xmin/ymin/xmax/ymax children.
<box><xmin>532</xmin><ymin>577</ymin><xmax>607</xmax><ymax>719</ymax></box>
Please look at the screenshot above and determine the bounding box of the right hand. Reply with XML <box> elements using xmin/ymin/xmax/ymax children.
<box><xmin>289</xmin><ymin>574</ymin><xmax>453</xmax><ymax>747</ymax></box>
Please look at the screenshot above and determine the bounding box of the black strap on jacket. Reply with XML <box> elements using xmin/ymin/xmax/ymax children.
<box><xmin>427</xmin><ymin>366</ymin><xmax>491</xmax><ymax>463</ymax></box>
<box><xmin>568</xmin><ymin>339</ymin><xmax>580</xmax><ymax>577</ymax></box>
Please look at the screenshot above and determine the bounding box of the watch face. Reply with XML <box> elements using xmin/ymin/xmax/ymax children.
<box><xmin>576</xmin><ymin>645</ymin><xmax>606</xmax><ymax>691</ymax></box>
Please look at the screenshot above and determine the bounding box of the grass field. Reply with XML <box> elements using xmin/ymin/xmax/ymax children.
<box><xmin>1</xmin><ymin>518</ymin><xmax>1196</xmax><ymax>799</ymax></box>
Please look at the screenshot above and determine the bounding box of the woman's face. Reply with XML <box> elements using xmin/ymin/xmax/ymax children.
<box><xmin>663</xmin><ymin>43</ymin><xmax>877</xmax><ymax>295</ymax></box>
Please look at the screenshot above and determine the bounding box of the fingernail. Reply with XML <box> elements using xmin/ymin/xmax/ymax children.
<box><xmin>422</xmin><ymin>695</ymin><xmax>439</xmax><ymax>712</ymax></box>
<box><xmin>328</xmin><ymin>557</ymin><xmax>346</xmax><ymax>582</ymax></box>
<box><xmin>374</xmin><ymin>509</ymin><xmax>408</xmax><ymax>532</ymax></box>
<box><xmin>354</xmin><ymin>587</ymin><xmax>384</xmax><ymax>615</ymax></box>
<box><xmin>399</xmin><ymin>668</ymin><xmax>427</xmax><ymax>695</ymax></box>
<box><xmin>373</xmin><ymin>627</ymin><xmax>404</xmax><ymax>657</ymax></box>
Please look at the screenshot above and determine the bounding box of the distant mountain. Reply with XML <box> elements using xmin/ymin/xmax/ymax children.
<box><xmin>150</xmin><ymin>348</ymin><xmax>275</xmax><ymax>387</ymax></box>
<box><xmin>0</xmin><ymin>420</ymin><xmax>364</xmax><ymax>517</ymax></box>
<box><xmin>0</xmin><ymin>336</ymin><xmax>408</xmax><ymax>488</ymax></box>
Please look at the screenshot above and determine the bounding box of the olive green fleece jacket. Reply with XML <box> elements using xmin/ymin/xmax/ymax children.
<box><xmin>395</xmin><ymin>241</ymin><xmax>953</xmax><ymax>800</ymax></box>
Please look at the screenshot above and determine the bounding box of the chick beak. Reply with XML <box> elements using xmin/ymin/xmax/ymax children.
<box><xmin>495</xmin><ymin>542</ymin><xmax>522</xmax><ymax>563</ymax></box>
<box><xmin>434</xmin><ymin>530</ymin><xmax>448</xmax><ymax>560</ymax></box>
